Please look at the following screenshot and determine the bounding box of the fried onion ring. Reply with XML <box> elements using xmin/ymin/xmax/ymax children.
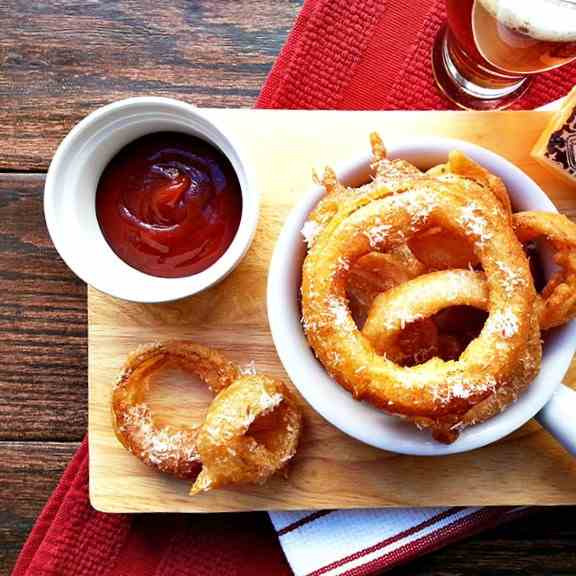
<box><xmin>361</xmin><ymin>270</ymin><xmax>541</xmax><ymax>441</ymax></box>
<box><xmin>514</xmin><ymin>211</ymin><xmax>576</xmax><ymax>329</ymax></box>
<box><xmin>190</xmin><ymin>375</ymin><xmax>302</xmax><ymax>494</ymax></box>
<box><xmin>112</xmin><ymin>341</ymin><xmax>239</xmax><ymax>479</ymax></box>
<box><xmin>301</xmin><ymin>178</ymin><xmax>536</xmax><ymax>422</ymax></box>
<box><xmin>362</xmin><ymin>270</ymin><xmax>487</xmax><ymax>358</ymax></box>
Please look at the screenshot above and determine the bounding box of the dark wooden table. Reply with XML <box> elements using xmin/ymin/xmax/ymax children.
<box><xmin>0</xmin><ymin>2</ymin><xmax>574</xmax><ymax>575</ymax></box>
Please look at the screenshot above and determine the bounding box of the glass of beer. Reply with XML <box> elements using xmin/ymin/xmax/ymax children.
<box><xmin>432</xmin><ymin>0</ymin><xmax>576</xmax><ymax>110</ymax></box>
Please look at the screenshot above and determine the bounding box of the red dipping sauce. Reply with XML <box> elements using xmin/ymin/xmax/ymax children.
<box><xmin>96</xmin><ymin>132</ymin><xmax>242</xmax><ymax>278</ymax></box>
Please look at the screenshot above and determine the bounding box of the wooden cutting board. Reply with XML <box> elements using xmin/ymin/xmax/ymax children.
<box><xmin>89</xmin><ymin>109</ymin><xmax>576</xmax><ymax>513</ymax></box>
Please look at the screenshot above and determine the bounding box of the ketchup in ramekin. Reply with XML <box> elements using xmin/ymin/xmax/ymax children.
<box><xmin>96</xmin><ymin>132</ymin><xmax>242</xmax><ymax>278</ymax></box>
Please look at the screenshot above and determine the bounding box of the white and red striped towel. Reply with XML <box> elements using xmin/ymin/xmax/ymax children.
<box><xmin>269</xmin><ymin>507</ymin><xmax>527</xmax><ymax>576</ymax></box>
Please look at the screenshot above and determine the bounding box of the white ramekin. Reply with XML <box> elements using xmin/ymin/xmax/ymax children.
<box><xmin>267</xmin><ymin>137</ymin><xmax>576</xmax><ymax>456</ymax></box>
<box><xmin>44</xmin><ymin>97</ymin><xmax>259</xmax><ymax>303</ymax></box>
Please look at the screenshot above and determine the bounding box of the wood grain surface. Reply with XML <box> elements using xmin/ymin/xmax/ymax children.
<box><xmin>91</xmin><ymin>109</ymin><xmax>576</xmax><ymax>513</ymax></box>
<box><xmin>2</xmin><ymin>0</ymin><xmax>576</xmax><ymax>574</ymax></box>
<box><xmin>0</xmin><ymin>175</ymin><xmax>87</xmax><ymax>441</ymax></box>
<box><xmin>389</xmin><ymin>507</ymin><xmax>576</xmax><ymax>575</ymax></box>
<box><xmin>0</xmin><ymin>0</ymin><xmax>302</xmax><ymax>171</ymax></box>
<box><xmin>0</xmin><ymin>442</ymin><xmax>79</xmax><ymax>575</ymax></box>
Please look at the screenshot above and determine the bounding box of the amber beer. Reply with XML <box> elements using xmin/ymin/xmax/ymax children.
<box><xmin>434</xmin><ymin>0</ymin><xmax>576</xmax><ymax>108</ymax></box>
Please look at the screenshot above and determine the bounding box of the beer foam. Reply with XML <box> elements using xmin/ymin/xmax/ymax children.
<box><xmin>478</xmin><ymin>0</ymin><xmax>576</xmax><ymax>42</ymax></box>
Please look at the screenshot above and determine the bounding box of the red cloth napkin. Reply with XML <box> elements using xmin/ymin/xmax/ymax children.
<box><xmin>12</xmin><ymin>439</ymin><xmax>291</xmax><ymax>576</ymax></box>
<box><xmin>257</xmin><ymin>0</ymin><xmax>575</xmax><ymax>110</ymax></box>
<box><xmin>13</xmin><ymin>1</ymin><xmax>576</xmax><ymax>575</ymax></box>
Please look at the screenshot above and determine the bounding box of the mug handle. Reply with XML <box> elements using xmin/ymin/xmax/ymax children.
<box><xmin>535</xmin><ymin>384</ymin><xmax>576</xmax><ymax>455</ymax></box>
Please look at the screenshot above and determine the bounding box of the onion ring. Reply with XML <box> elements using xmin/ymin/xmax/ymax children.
<box><xmin>190</xmin><ymin>375</ymin><xmax>302</xmax><ymax>494</ymax></box>
<box><xmin>362</xmin><ymin>270</ymin><xmax>487</xmax><ymax>358</ymax></box>
<box><xmin>301</xmin><ymin>177</ymin><xmax>536</xmax><ymax>421</ymax></box>
<box><xmin>361</xmin><ymin>270</ymin><xmax>541</xmax><ymax>441</ymax></box>
<box><xmin>514</xmin><ymin>211</ymin><xmax>576</xmax><ymax>329</ymax></box>
<box><xmin>112</xmin><ymin>341</ymin><xmax>239</xmax><ymax>479</ymax></box>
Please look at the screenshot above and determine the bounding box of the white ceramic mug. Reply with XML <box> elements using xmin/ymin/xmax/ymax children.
<box><xmin>44</xmin><ymin>97</ymin><xmax>259</xmax><ymax>303</ymax></box>
<box><xmin>268</xmin><ymin>137</ymin><xmax>576</xmax><ymax>456</ymax></box>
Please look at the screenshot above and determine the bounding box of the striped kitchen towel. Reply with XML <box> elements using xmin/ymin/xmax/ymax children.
<box><xmin>269</xmin><ymin>508</ymin><xmax>528</xmax><ymax>576</ymax></box>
